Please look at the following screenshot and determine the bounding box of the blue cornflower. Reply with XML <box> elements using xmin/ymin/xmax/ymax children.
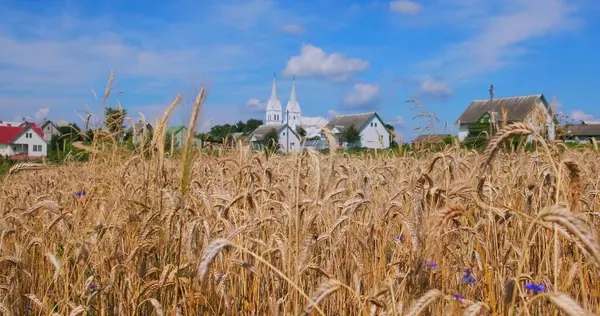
<box><xmin>525</xmin><ymin>282</ymin><xmax>546</xmax><ymax>294</ymax></box>
<box><xmin>394</xmin><ymin>235</ymin><xmax>405</xmax><ymax>242</ymax></box>
<box><xmin>453</xmin><ymin>293</ymin><xmax>465</xmax><ymax>301</ymax></box>
<box><xmin>74</xmin><ymin>191</ymin><xmax>86</xmax><ymax>197</ymax></box>
<box><xmin>427</xmin><ymin>262</ymin><xmax>439</xmax><ymax>269</ymax></box>
<box><xmin>462</xmin><ymin>269</ymin><xmax>476</xmax><ymax>284</ymax></box>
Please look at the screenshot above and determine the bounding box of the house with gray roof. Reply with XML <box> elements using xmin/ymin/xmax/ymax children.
<box><xmin>564</xmin><ymin>123</ymin><xmax>600</xmax><ymax>144</ymax></box>
<box><xmin>127</xmin><ymin>121</ymin><xmax>153</xmax><ymax>145</ymax></box>
<box><xmin>40</xmin><ymin>120</ymin><xmax>62</xmax><ymax>143</ymax></box>
<box><xmin>324</xmin><ymin>112</ymin><xmax>391</xmax><ymax>149</ymax></box>
<box><xmin>249</xmin><ymin>124</ymin><xmax>301</xmax><ymax>152</ymax></box>
<box><xmin>456</xmin><ymin>94</ymin><xmax>556</xmax><ymax>142</ymax></box>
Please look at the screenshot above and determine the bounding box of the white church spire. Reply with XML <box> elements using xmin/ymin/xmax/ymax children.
<box><xmin>285</xmin><ymin>75</ymin><xmax>301</xmax><ymax>129</ymax></box>
<box><xmin>266</xmin><ymin>73</ymin><xmax>282</xmax><ymax>125</ymax></box>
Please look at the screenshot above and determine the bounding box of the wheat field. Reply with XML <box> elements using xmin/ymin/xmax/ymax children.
<box><xmin>1</xmin><ymin>92</ymin><xmax>600</xmax><ymax>315</ymax></box>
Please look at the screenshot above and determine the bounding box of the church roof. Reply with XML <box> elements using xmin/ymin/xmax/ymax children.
<box><xmin>300</xmin><ymin>116</ymin><xmax>328</xmax><ymax>127</ymax></box>
<box><xmin>285</xmin><ymin>78</ymin><xmax>300</xmax><ymax>113</ymax></box>
<box><xmin>266</xmin><ymin>75</ymin><xmax>282</xmax><ymax>111</ymax></box>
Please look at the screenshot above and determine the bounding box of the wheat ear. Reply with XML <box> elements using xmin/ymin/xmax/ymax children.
<box><xmin>405</xmin><ymin>289</ymin><xmax>442</xmax><ymax>316</ymax></box>
<box><xmin>481</xmin><ymin>122</ymin><xmax>534</xmax><ymax>172</ymax></box>
<box><xmin>548</xmin><ymin>293</ymin><xmax>593</xmax><ymax>316</ymax></box>
<box><xmin>302</xmin><ymin>279</ymin><xmax>342</xmax><ymax>315</ymax></box>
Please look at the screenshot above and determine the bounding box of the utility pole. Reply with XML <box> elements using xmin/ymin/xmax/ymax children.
<box><xmin>488</xmin><ymin>84</ymin><xmax>495</xmax><ymax>134</ymax></box>
<box><xmin>286</xmin><ymin>109</ymin><xmax>290</xmax><ymax>153</ymax></box>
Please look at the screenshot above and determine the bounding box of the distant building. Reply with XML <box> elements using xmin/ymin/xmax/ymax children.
<box><xmin>456</xmin><ymin>94</ymin><xmax>555</xmax><ymax>142</ymax></box>
<box><xmin>564</xmin><ymin>123</ymin><xmax>600</xmax><ymax>144</ymax></box>
<box><xmin>0</xmin><ymin>122</ymin><xmax>47</xmax><ymax>158</ymax></box>
<box><xmin>249</xmin><ymin>124</ymin><xmax>301</xmax><ymax>152</ymax></box>
<box><xmin>325</xmin><ymin>112</ymin><xmax>391</xmax><ymax>149</ymax></box>
<box><xmin>127</xmin><ymin>121</ymin><xmax>153</xmax><ymax>145</ymax></box>
<box><xmin>41</xmin><ymin>120</ymin><xmax>62</xmax><ymax>143</ymax></box>
<box><xmin>166</xmin><ymin>126</ymin><xmax>188</xmax><ymax>148</ymax></box>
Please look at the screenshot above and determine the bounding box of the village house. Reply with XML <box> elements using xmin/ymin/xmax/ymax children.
<box><xmin>41</xmin><ymin>120</ymin><xmax>62</xmax><ymax>143</ymax></box>
<box><xmin>249</xmin><ymin>124</ymin><xmax>301</xmax><ymax>152</ymax></box>
<box><xmin>325</xmin><ymin>112</ymin><xmax>391</xmax><ymax>149</ymax></box>
<box><xmin>564</xmin><ymin>123</ymin><xmax>600</xmax><ymax>144</ymax></box>
<box><xmin>166</xmin><ymin>126</ymin><xmax>187</xmax><ymax>148</ymax></box>
<box><xmin>127</xmin><ymin>121</ymin><xmax>153</xmax><ymax>145</ymax></box>
<box><xmin>0</xmin><ymin>121</ymin><xmax>47</xmax><ymax>158</ymax></box>
<box><xmin>456</xmin><ymin>94</ymin><xmax>556</xmax><ymax>142</ymax></box>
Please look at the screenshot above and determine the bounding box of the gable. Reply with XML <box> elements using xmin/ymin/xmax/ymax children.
<box><xmin>12</xmin><ymin>126</ymin><xmax>45</xmax><ymax>144</ymax></box>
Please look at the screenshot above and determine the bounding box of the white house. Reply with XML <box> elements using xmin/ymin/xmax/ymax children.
<box><xmin>0</xmin><ymin>122</ymin><xmax>47</xmax><ymax>158</ymax></box>
<box><xmin>456</xmin><ymin>94</ymin><xmax>556</xmax><ymax>142</ymax></box>
<box><xmin>0</xmin><ymin>121</ymin><xmax>24</xmax><ymax>127</ymax></box>
<box><xmin>249</xmin><ymin>124</ymin><xmax>301</xmax><ymax>152</ymax></box>
<box><xmin>325</xmin><ymin>112</ymin><xmax>391</xmax><ymax>149</ymax></box>
<box><xmin>41</xmin><ymin>120</ymin><xmax>62</xmax><ymax>143</ymax></box>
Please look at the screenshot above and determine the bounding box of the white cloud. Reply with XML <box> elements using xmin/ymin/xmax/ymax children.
<box><xmin>419</xmin><ymin>78</ymin><xmax>454</xmax><ymax>98</ymax></box>
<box><xmin>244</xmin><ymin>98</ymin><xmax>266</xmax><ymax>112</ymax></box>
<box><xmin>281</xmin><ymin>24</ymin><xmax>305</xmax><ymax>35</ymax></box>
<box><xmin>34</xmin><ymin>108</ymin><xmax>50</xmax><ymax>123</ymax></box>
<box><xmin>389</xmin><ymin>116</ymin><xmax>405</xmax><ymax>128</ymax></box>
<box><xmin>342</xmin><ymin>83</ymin><xmax>380</xmax><ymax>109</ymax></box>
<box><xmin>418</xmin><ymin>0</ymin><xmax>580</xmax><ymax>80</ymax></box>
<box><xmin>283</xmin><ymin>44</ymin><xmax>370</xmax><ymax>81</ymax></box>
<box><xmin>389</xmin><ymin>1</ymin><xmax>423</xmax><ymax>15</ymax></box>
<box><xmin>569</xmin><ymin>110</ymin><xmax>594</xmax><ymax>122</ymax></box>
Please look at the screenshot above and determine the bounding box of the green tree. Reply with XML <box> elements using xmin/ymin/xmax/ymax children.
<box><xmin>342</xmin><ymin>124</ymin><xmax>361</xmax><ymax>147</ymax></box>
<box><xmin>104</xmin><ymin>107</ymin><xmax>127</xmax><ymax>134</ymax></box>
<box><xmin>263</xmin><ymin>128</ymin><xmax>279</xmax><ymax>152</ymax></box>
<box><xmin>296</xmin><ymin>125</ymin><xmax>307</xmax><ymax>138</ymax></box>
<box><xmin>463</xmin><ymin>114</ymin><xmax>494</xmax><ymax>150</ymax></box>
<box><xmin>243</xmin><ymin>119</ymin><xmax>263</xmax><ymax>133</ymax></box>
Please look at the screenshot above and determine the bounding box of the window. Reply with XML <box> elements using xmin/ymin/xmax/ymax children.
<box><xmin>370</xmin><ymin>122</ymin><xmax>373</xmax><ymax>127</ymax></box>
<box><xmin>375</xmin><ymin>122</ymin><xmax>378</xmax><ymax>127</ymax></box>
<box><xmin>283</xmin><ymin>132</ymin><xmax>286</xmax><ymax>136</ymax></box>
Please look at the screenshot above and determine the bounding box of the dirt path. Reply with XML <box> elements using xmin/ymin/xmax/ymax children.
<box><xmin>72</xmin><ymin>141</ymin><xmax>99</xmax><ymax>154</ymax></box>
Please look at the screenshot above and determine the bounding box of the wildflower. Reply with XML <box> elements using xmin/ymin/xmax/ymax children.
<box><xmin>74</xmin><ymin>191</ymin><xmax>86</xmax><ymax>197</ymax></box>
<box><xmin>88</xmin><ymin>282</ymin><xmax>99</xmax><ymax>292</ymax></box>
<box><xmin>393</xmin><ymin>235</ymin><xmax>405</xmax><ymax>242</ymax></box>
<box><xmin>462</xmin><ymin>269</ymin><xmax>476</xmax><ymax>284</ymax></box>
<box><xmin>525</xmin><ymin>282</ymin><xmax>546</xmax><ymax>294</ymax></box>
<box><xmin>453</xmin><ymin>293</ymin><xmax>465</xmax><ymax>301</ymax></box>
<box><xmin>427</xmin><ymin>262</ymin><xmax>438</xmax><ymax>269</ymax></box>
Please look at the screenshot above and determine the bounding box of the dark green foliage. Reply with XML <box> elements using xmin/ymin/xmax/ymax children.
<box><xmin>296</xmin><ymin>126</ymin><xmax>307</xmax><ymax>138</ymax></box>
<box><xmin>206</xmin><ymin>118</ymin><xmax>264</xmax><ymax>143</ymax></box>
<box><xmin>263</xmin><ymin>128</ymin><xmax>279</xmax><ymax>152</ymax></box>
<box><xmin>341</xmin><ymin>124</ymin><xmax>361</xmax><ymax>147</ymax></box>
<box><xmin>463</xmin><ymin>114</ymin><xmax>495</xmax><ymax>150</ymax></box>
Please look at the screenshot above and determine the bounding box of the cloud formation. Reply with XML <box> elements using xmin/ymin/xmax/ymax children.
<box><xmin>283</xmin><ymin>44</ymin><xmax>369</xmax><ymax>81</ymax></box>
<box><xmin>244</xmin><ymin>98</ymin><xmax>266</xmax><ymax>112</ymax></box>
<box><xmin>281</xmin><ymin>23</ymin><xmax>305</xmax><ymax>35</ymax></box>
<box><xmin>418</xmin><ymin>0</ymin><xmax>580</xmax><ymax>80</ymax></box>
<box><xmin>389</xmin><ymin>1</ymin><xmax>423</xmax><ymax>15</ymax></box>
<box><xmin>342</xmin><ymin>83</ymin><xmax>380</xmax><ymax>109</ymax></box>
<box><xmin>569</xmin><ymin>110</ymin><xmax>595</xmax><ymax>122</ymax></box>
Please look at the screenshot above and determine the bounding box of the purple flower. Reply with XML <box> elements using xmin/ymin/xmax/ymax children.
<box><xmin>453</xmin><ymin>293</ymin><xmax>465</xmax><ymax>301</ymax></box>
<box><xmin>427</xmin><ymin>262</ymin><xmax>439</xmax><ymax>269</ymax></box>
<box><xmin>88</xmin><ymin>282</ymin><xmax>99</xmax><ymax>292</ymax></box>
<box><xmin>525</xmin><ymin>282</ymin><xmax>546</xmax><ymax>294</ymax></box>
<box><xmin>394</xmin><ymin>235</ymin><xmax>405</xmax><ymax>242</ymax></box>
<box><xmin>462</xmin><ymin>269</ymin><xmax>476</xmax><ymax>284</ymax></box>
<box><xmin>74</xmin><ymin>191</ymin><xmax>86</xmax><ymax>197</ymax></box>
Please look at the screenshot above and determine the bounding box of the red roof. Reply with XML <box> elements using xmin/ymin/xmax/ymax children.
<box><xmin>0</xmin><ymin>123</ymin><xmax>44</xmax><ymax>144</ymax></box>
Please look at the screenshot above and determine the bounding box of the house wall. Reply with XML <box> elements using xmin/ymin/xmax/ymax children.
<box><xmin>43</xmin><ymin>124</ymin><xmax>60</xmax><ymax>142</ymax></box>
<box><xmin>0</xmin><ymin>144</ymin><xmax>15</xmax><ymax>156</ymax></box>
<box><xmin>278</xmin><ymin>126</ymin><xmax>301</xmax><ymax>152</ymax></box>
<box><xmin>458</xmin><ymin>124</ymin><xmax>470</xmax><ymax>141</ymax></box>
<box><xmin>12</xmin><ymin>128</ymin><xmax>47</xmax><ymax>157</ymax></box>
<box><xmin>360</xmin><ymin>116</ymin><xmax>390</xmax><ymax>148</ymax></box>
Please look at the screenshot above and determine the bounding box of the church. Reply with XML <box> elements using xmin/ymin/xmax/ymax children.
<box><xmin>249</xmin><ymin>74</ymin><xmax>329</xmax><ymax>152</ymax></box>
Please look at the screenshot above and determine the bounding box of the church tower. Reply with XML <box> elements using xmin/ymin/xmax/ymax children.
<box><xmin>265</xmin><ymin>73</ymin><xmax>283</xmax><ymax>125</ymax></box>
<box><xmin>285</xmin><ymin>76</ymin><xmax>301</xmax><ymax>129</ymax></box>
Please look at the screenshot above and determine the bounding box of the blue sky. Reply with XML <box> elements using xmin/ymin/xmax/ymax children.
<box><xmin>1</xmin><ymin>0</ymin><xmax>599</xmax><ymax>140</ymax></box>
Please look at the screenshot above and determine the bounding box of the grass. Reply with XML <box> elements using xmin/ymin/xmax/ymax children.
<box><xmin>1</xmin><ymin>86</ymin><xmax>599</xmax><ymax>314</ymax></box>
